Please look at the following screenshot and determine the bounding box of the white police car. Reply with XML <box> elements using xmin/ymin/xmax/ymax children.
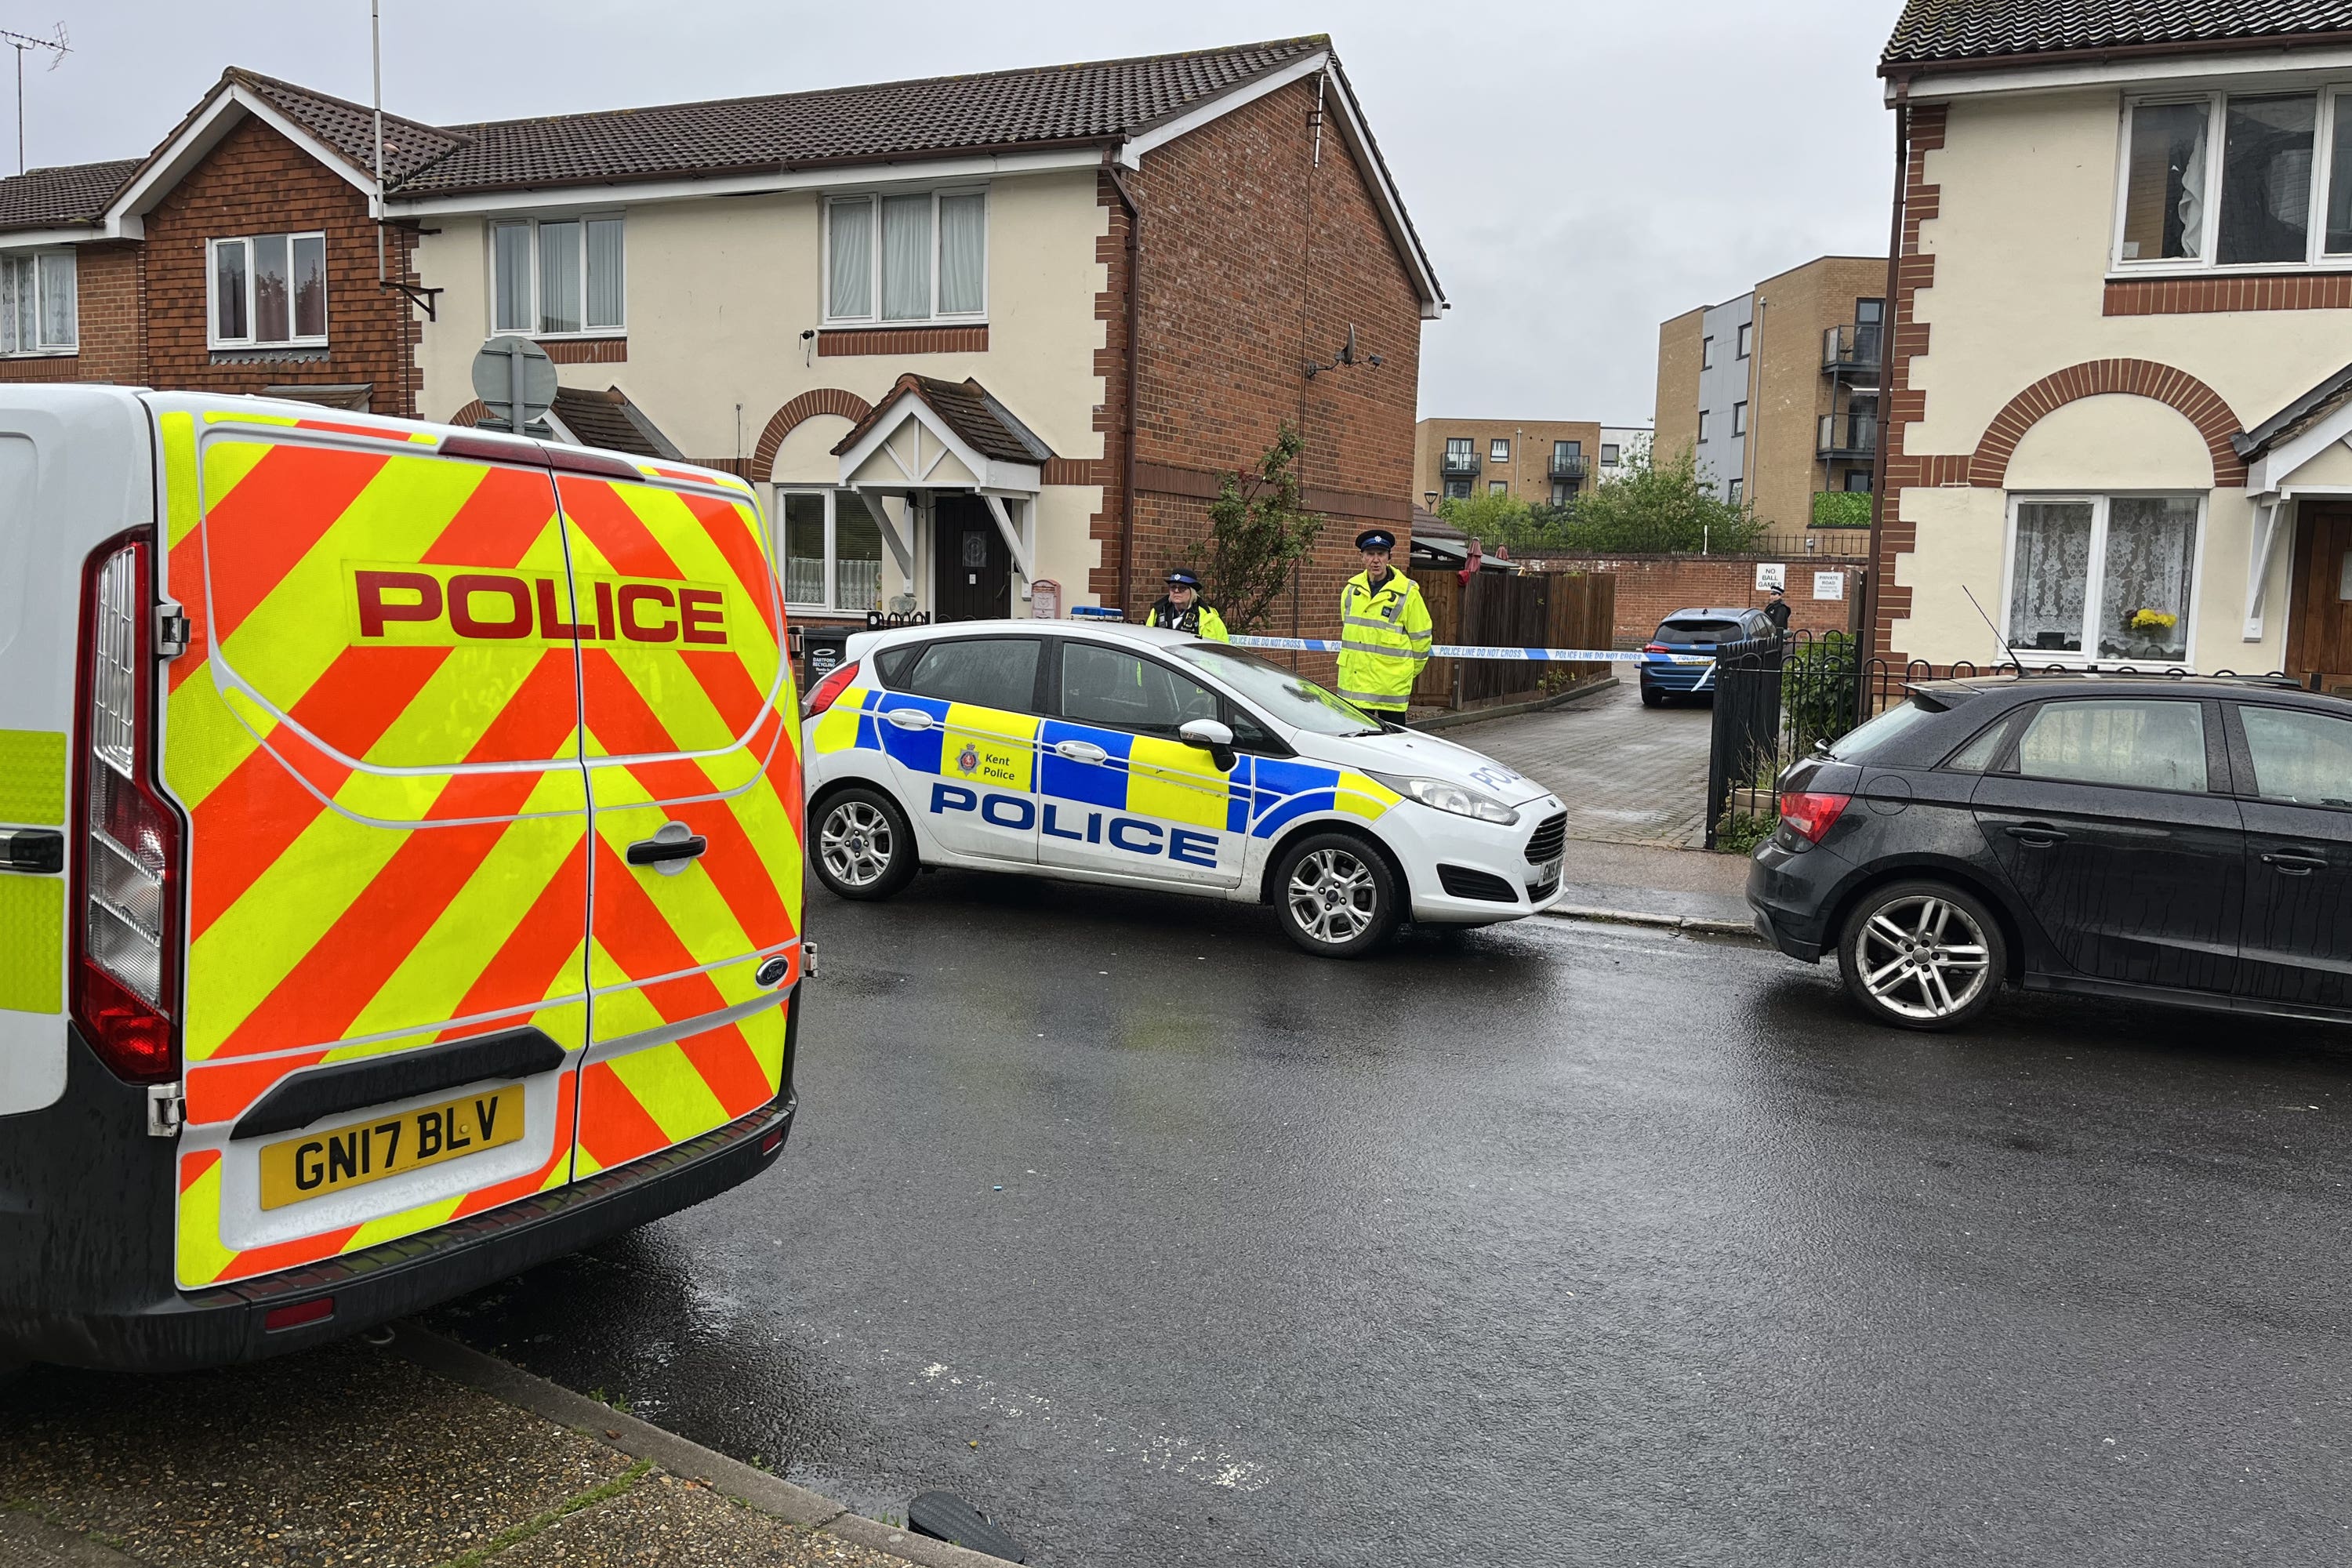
<box><xmin>800</xmin><ymin>620</ymin><xmax>1569</xmax><ymax>956</ymax></box>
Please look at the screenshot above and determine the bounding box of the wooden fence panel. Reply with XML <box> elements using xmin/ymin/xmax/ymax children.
<box><xmin>1399</xmin><ymin>568</ymin><xmax>1617</xmax><ymax>710</ymax></box>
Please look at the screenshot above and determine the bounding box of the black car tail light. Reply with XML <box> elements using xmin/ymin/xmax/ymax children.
<box><xmin>1779</xmin><ymin>790</ymin><xmax>1851</xmax><ymax>844</ymax></box>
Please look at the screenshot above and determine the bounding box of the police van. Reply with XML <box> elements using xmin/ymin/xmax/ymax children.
<box><xmin>803</xmin><ymin>620</ymin><xmax>1569</xmax><ymax>954</ymax></box>
<box><xmin>0</xmin><ymin>387</ymin><xmax>805</xmax><ymax>1372</ymax></box>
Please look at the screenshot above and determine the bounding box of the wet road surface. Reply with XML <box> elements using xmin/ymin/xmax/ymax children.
<box><xmin>435</xmin><ymin>869</ymin><xmax>2352</xmax><ymax>1566</ymax></box>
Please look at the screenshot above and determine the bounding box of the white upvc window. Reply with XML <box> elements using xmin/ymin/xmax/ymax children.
<box><xmin>822</xmin><ymin>189</ymin><xmax>988</xmax><ymax>325</ymax></box>
<box><xmin>0</xmin><ymin>250</ymin><xmax>76</xmax><ymax>354</ymax></box>
<box><xmin>778</xmin><ymin>487</ymin><xmax>887</xmax><ymax>613</ymax></box>
<box><xmin>207</xmin><ymin>233</ymin><xmax>326</xmax><ymax>349</ymax></box>
<box><xmin>490</xmin><ymin>215</ymin><xmax>625</xmax><ymax>337</ymax></box>
<box><xmin>2114</xmin><ymin>88</ymin><xmax>2352</xmax><ymax>270</ymax></box>
<box><xmin>2002</xmin><ymin>494</ymin><xmax>2205</xmax><ymax>666</ymax></box>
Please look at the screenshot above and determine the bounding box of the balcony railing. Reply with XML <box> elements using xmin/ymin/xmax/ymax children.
<box><xmin>1822</xmin><ymin>323</ymin><xmax>1883</xmax><ymax>377</ymax></box>
<box><xmin>1817</xmin><ymin>412</ymin><xmax>1878</xmax><ymax>460</ymax></box>
<box><xmin>1548</xmin><ymin>452</ymin><xmax>1587</xmax><ymax>480</ymax></box>
<box><xmin>1439</xmin><ymin>451</ymin><xmax>1480</xmax><ymax>477</ymax></box>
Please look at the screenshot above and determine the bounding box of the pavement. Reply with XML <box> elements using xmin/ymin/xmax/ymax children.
<box><xmin>424</xmin><ymin>871</ymin><xmax>2352</xmax><ymax>1566</ymax></box>
<box><xmin>1453</xmin><ymin>677</ymin><xmax>1714</xmax><ymax>848</ymax></box>
<box><xmin>0</xmin><ymin>1330</ymin><xmax>1004</xmax><ymax>1568</ymax></box>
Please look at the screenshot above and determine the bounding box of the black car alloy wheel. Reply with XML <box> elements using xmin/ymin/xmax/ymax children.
<box><xmin>1837</xmin><ymin>879</ymin><xmax>2006</xmax><ymax>1031</ymax></box>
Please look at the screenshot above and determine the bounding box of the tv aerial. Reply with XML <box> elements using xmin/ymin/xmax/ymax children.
<box><xmin>0</xmin><ymin>24</ymin><xmax>68</xmax><ymax>176</ymax></box>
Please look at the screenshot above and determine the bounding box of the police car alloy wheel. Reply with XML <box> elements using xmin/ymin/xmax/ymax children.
<box><xmin>815</xmin><ymin>786</ymin><xmax>917</xmax><ymax>900</ymax></box>
<box><xmin>1276</xmin><ymin>833</ymin><xmax>1398</xmax><ymax>958</ymax></box>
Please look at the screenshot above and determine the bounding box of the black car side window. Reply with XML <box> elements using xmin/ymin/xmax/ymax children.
<box><xmin>2238</xmin><ymin>705</ymin><xmax>2352</xmax><ymax>807</ymax></box>
<box><xmin>1940</xmin><ymin>713</ymin><xmax>2015</xmax><ymax>773</ymax></box>
<box><xmin>2012</xmin><ymin>699</ymin><xmax>2208</xmax><ymax>793</ymax></box>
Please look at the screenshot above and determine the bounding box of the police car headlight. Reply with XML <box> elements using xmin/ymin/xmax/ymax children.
<box><xmin>1370</xmin><ymin>772</ymin><xmax>1519</xmax><ymax>826</ymax></box>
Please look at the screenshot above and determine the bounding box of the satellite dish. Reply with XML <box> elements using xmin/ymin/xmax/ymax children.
<box><xmin>470</xmin><ymin>335</ymin><xmax>557</xmax><ymax>433</ymax></box>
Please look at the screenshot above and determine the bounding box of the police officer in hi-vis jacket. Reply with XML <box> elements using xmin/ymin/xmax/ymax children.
<box><xmin>1145</xmin><ymin>569</ymin><xmax>1230</xmax><ymax>641</ymax></box>
<box><xmin>1335</xmin><ymin>529</ymin><xmax>1432</xmax><ymax>713</ymax></box>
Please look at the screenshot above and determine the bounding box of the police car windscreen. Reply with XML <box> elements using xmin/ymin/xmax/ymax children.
<box><xmin>1168</xmin><ymin>644</ymin><xmax>1381</xmax><ymax>736</ymax></box>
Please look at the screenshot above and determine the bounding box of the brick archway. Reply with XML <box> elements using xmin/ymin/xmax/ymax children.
<box><xmin>1969</xmin><ymin>359</ymin><xmax>2245</xmax><ymax>488</ymax></box>
<box><xmin>447</xmin><ymin>400</ymin><xmax>486</xmax><ymax>427</ymax></box>
<box><xmin>753</xmin><ymin>389</ymin><xmax>873</xmax><ymax>479</ymax></box>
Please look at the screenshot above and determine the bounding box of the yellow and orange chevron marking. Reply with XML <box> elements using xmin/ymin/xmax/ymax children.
<box><xmin>158</xmin><ymin>412</ymin><xmax>800</xmax><ymax>1289</ymax></box>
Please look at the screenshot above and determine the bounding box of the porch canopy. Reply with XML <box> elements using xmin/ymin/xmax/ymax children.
<box><xmin>2237</xmin><ymin>361</ymin><xmax>2352</xmax><ymax>641</ymax></box>
<box><xmin>829</xmin><ymin>373</ymin><xmax>1053</xmax><ymax>580</ymax></box>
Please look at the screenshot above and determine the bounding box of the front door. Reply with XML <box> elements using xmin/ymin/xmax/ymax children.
<box><xmin>2230</xmin><ymin>700</ymin><xmax>2352</xmax><ymax>1012</ymax></box>
<box><xmin>2286</xmin><ymin>505</ymin><xmax>2352</xmax><ymax>696</ymax></box>
<box><xmin>1971</xmin><ymin>697</ymin><xmax>2243</xmax><ymax>993</ymax></box>
<box><xmin>934</xmin><ymin>495</ymin><xmax>1011</xmax><ymax>622</ymax></box>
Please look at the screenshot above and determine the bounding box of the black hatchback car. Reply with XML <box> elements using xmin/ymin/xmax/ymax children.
<box><xmin>1748</xmin><ymin>673</ymin><xmax>2352</xmax><ymax>1030</ymax></box>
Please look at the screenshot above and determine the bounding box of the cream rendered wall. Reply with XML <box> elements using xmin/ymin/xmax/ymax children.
<box><xmin>1894</xmin><ymin>85</ymin><xmax>2352</xmax><ymax>670</ymax></box>
<box><xmin>409</xmin><ymin>170</ymin><xmax>1112</xmax><ymax>612</ymax></box>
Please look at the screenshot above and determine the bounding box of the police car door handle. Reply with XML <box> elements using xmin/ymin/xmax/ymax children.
<box><xmin>626</xmin><ymin>833</ymin><xmax>708</xmax><ymax>867</ymax></box>
<box><xmin>1053</xmin><ymin>740</ymin><xmax>1109</xmax><ymax>764</ymax></box>
<box><xmin>885</xmin><ymin>709</ymin><xmax>936</xmax><ymax>731</ymax></box>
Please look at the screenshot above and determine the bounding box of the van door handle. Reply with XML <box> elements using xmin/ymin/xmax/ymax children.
<box><xmin>626</xmin><ymin>833</ymin><xmax>707</xmax><ymax>867</ymax></box>
<box><xmin>2005</xmin><ymin>824</ymin><xmax>2067</xmax><ymax>848</ymax></box>
<box><xmin>1053</xmin><ymin>740</ymin><xmax>1109</xmax><ymax>764</ymax></box>
<box><xmin>885</xmin><ymin>708</ymin><xmax>937</xmax><ymax>731</ymax></box>
<box><xmin>2262</xmin><ymin>849</ymin><xmax>2328</xmax><ymax>875</ymax></box>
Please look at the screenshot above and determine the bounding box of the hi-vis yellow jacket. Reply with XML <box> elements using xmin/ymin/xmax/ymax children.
<box><xmin>1336</xmin><ymin>568</ymin><xmax>1432</xmax><ymax>712</ymax></box>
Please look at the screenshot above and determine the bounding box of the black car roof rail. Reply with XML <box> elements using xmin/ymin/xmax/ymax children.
<box><xmin>1940</xmin><ymin>665</ymin><xmax>2309</xmax><ymax>691</ymax></box>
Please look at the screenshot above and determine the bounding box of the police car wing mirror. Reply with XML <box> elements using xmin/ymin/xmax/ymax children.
<box><xmin>1179</xmin><ymin>718</ymin><xmax>1237</xmax><ymax>772</ymax></box>
<box><xmin>885</xmin><ymin>708</ymin><xmax>937</xmax><ymax>731</ymax></box>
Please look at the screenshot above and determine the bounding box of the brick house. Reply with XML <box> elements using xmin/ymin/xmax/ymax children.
<box><xmin>1875</xmin><ymin>0</ymin><xmax>2352</xmax><ymax>692</ymax></box>
<box><xmin>0</xmin><ymin>37</ymin><xmax>1442</xmax><ymax>641</ymax></box>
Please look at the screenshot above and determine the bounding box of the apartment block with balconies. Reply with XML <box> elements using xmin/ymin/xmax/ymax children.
<box><xmin>1414</xmin><ymin>416</ymin><xmax>1608</xmax><ymax>506</ymax></box>
<box><xmin>1654</xmin><ymin>254</ymin><xmax>1889</xmax><ymax>528</ymax></box>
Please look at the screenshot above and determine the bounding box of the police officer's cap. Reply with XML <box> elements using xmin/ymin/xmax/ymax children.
<box><xmin>1165</xmin><ymin>569</ymin><xmax>1200</xmax><ymax>588</ymax></box>
<box><xmin>1355</xmin><ymin>529</ymin><xmax>1396</xmax><ymax>552</ymax></box>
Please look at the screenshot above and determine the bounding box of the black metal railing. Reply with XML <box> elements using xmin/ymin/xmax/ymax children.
<box><xmin>1817</xmin><ymin>412</ymin><xmax>1878</xmax><ymax>459</ymax></box>
<box><xmin>1549</xmin><ymin>452</ymin><xmax>1587</xmax><ymax>480</ymax></box>
<box><xmin>1822</xmin><ymin>323</ymin><xmax>1882</xmax><ymax>376</ymax></box>
<box><xmin>1439</xmin><ymin>451</ymin><xmax>1480</xmax><ymax>477</ymax></box>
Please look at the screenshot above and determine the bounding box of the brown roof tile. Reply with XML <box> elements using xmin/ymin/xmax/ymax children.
<box><xmin>392</xmin><ymin>37</ymin><xmax>1326</xmax><ymax>194</ymax></box>
<box><xmin>548</xmin><ymin>386</ymin><xmax>681</xmax><ymax>460</ymax></box>
<box><xmin>0</xmin><ymin>158</ymin><xmax>140</xmax><ymax>231</ymax></box>
<box><xmin>1886</xmin><ymin>0</ymin><xmax>2352</xmax><ymax>67</ymax></box>
<box><xmin>230</xmin><ymin>69</ymin><xmax>470</xmax><ymax>185</ymax></box>
<box><xmin>831</xmin><ymin>374</ymin><xmax>1054</xmax><ymax>466</ymax></box>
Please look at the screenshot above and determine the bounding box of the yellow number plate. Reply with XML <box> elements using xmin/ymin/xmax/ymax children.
<box><xmin>259</xmin><ymin>1085</ymin><xmax>525</xmax><ymax>1210</ymax></box>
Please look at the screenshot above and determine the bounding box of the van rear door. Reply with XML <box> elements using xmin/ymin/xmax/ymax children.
<box><xmin>553</xmin><ymin>469</ymin><xmax>802</xmax><ymax>1176</ymax></box>
<box><xmin>158</xmin><ymin>403</ymin><xmax>593</xmax><ymax>1289</ymax></box>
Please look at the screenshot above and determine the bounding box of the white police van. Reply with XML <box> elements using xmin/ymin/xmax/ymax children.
<box><xmin>801</xmin><ymin>620</ymin><xmax>1569</xmax><ymax>956</ymax></box>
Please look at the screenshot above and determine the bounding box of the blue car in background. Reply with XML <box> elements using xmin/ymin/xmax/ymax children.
<box><xmin>1638</xmin><ymin>607</ymin><xmax>1779</xmax><ymax>706</ymax></box>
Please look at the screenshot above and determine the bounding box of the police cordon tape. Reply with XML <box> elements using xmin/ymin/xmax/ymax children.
<box><xmin>1226</xmin><ymin>634</ymin><xmax>1711</xmax><ymax>666</ymax></box>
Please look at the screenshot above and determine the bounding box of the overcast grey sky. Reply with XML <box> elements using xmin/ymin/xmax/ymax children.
<box><xmin>28</xmin><ymin>0</ymin><xmax>1902</xmax><ymax>426</ymax></box>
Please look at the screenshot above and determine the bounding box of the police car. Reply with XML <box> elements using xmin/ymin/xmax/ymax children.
<box><xmin>802</xmin><ymin>620</ymin><xmax>1570</xmax><ymax>955</ymax></box>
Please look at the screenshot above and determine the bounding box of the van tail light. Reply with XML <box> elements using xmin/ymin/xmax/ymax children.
<box><xmin>71</xmin><ymin>532</ymin><xmax>183</xmax><ymax>1084</ymax></box>
<box><xmin>1778</xmin><ymin>790</ymin><xmax>1851</xmax><ymax>845</ymax></box>
<box><xmin>804</xmin><ymin>658</ymin><xmax>862</xmax><ymax>717</ymax></box>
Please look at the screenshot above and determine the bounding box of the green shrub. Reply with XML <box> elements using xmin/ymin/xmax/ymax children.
<box><xmin>1810</xmin><ymin>491</ymin><xmax>1874</xmax><ymax>528</ymax></box>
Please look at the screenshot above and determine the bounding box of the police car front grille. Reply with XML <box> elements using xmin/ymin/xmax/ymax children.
<box><xmin>1524</xmin><ymin>813</ymin><xmax>1567</xmax><ymax>865</ymax></box>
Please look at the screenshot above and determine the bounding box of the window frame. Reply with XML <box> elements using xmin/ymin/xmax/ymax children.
<box><xmin>1489</xmin><ymin>437</ymin><xmax>1510</xmax><ymax>463</ymax></box>
<box><xmin>1998</xmin><ymin>492</ymin><xmax>2209</xmax><ymax>669</ymax></box>
<box><xmin>1736</xmin><ymin>321</ymin><xmax>1753</xmax><ymax>358</ymax></box>
<box><xmin>1697</xmin><ymin>409</ymin><xmax>1711</xmax><ymax>443</ymax></box>
<box><xmin>1600</xmin><ymin>443</ymin><xmax>1621</xmax><ymax>465</ymax></box>
<box><xmin>2110</xmin><ymin>88</ymin><xmax>2352</xmax><ymax>274</ymax></box>
<box><xmin>1731</xmin><ymin>401</ymin><xmax>1748</xmax><ymax>437</ymax></box>
<box><xmin>774</xmin><ymin>485</ymin><xmax>887</xmax><ymax>615</ymax></box>
<box><xmin>822</xmin><ymin>187</ymin><xmax>990</xmax><ymax>327</ymax></box>
<box><xmin>1701</xmin><ymin>334</ymin><xmax>1715</xmax><ymax>369</ymax></box>
<box><xmin>205</xmin><ymin>231</ymin><xmax>329</xmax><ymax>351</ymax></box>
<box><xmin>0</xmin><ymin>248</ymin><xmax>77</xmax><ymax>356</ymax></box>
<box><xmin>487</xmin><ymin>214</ymin><xmax>626</xmax><ymax>339</ymax></box>
<box><xmin>1443</xmin><ymin>436</ymin><xmax>1474</xmax><ymax>460</ymax></box>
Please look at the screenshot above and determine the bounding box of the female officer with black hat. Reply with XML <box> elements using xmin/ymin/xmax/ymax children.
<box><xmin>1145</xmin><ymin>569</ymin><xmax>1230</xmax><ymax>641</ymax></box>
